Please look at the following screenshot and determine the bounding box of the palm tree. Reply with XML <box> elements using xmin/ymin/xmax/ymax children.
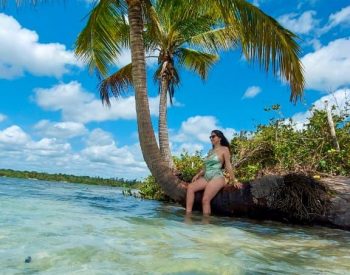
<box><xmin>125</xmin><ymin>0</ymin><xmax>186</xmax><ymax>201</ymax></box>
<box><xmin>77</xmin><ymin>1</ymin><xmax>226</xmax><ymax>170</ymax></box>
<box><xmin>76</xmin><ymin>0</ymin><xmax>306</xmax><ymax>201</ymax></box>
<box><xmin>76</xmin><ymin>0</ymin><xmax>304</xmax><ymax>172</ymax></box>
<box><xmin>127</xmin><ymin>1</ymin><xmax>306</xmax><ymax>206</ymax></box>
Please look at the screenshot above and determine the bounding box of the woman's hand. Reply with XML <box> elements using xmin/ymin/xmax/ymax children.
<box><xmin>192</xmin><ymin>173</ymin><xmax>202</xmax><ymax>182</ymax></box>
<box><xmin>191</xmin><ymin>174</ymin><xmax>199</xmax><ymax>183</ymax></box>
<box><xmin>230</xmin><ymin>178</ymin><xmax>243</xmax><ymax>189</ymax></box>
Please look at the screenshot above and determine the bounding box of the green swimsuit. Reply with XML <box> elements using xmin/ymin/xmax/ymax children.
<box><xmin>203</xmin><ymin>150</ymin><xmax>224</xmax><ymax>181</ymax></box>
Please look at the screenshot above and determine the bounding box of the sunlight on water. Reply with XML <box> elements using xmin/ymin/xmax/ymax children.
<box><xmin>1</xmin><ymin>177</ymin><xmax>350</xmax><ymax>274</ymax></box>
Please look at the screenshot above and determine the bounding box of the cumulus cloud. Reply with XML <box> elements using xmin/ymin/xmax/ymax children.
<box><xmin>81</xmin><ymin>129</ymin><xmax>146</xmax><ymax>170</ymax></box>
<box><xmin>301</xmin><ymin>38</ymin><xmax>350</xmax><ymax>91</ymax></box>
<box><xmin>291</xmin><ymin>88</ymin><xmax>350</xmax><ymax>129</ymax></box>
<box><xmin>0</xmin><ymin>13</ymin><xmax>81</xmax><ymax>79</ymax></box>
<box><xmin>0</xmin><ymin>125</ymin><xmax>149</xmax><ymax>179</ymax></box>
<box><xmin>0</xmin><ymin>114</ymin><xmax>7</xmax><ymax>122</ymax></box>
<box><xmin>115</xmin><ymin>48</ymin><xmax>158</xmax><ymax>68</ymax></box>
<box><xmin>173</xmin><ymin>116</ymin><xmax>236</xmax><ymax>143</ymax></box>
<box><xmin>242</xmin><ymin>86</ymin><xmax>262</xmax><ymax>99</ymax></box>
<box><xmin>321</xmin><ymin>5</ymin><xmax>350</xmax><ymax>33</ymax></box>
<box><xmin>0</xmin><ymin>125</ymin><xmax>71</xmax><ymax>157</ymax></box>
<box><xmin>34</xmin><ymin>81</ymin><xmax>160</xmax><ymax>123</ymax></box>
<box><xmin>278</xmin><ymin>11</ymin><xmax>318</xmax><ymax>34</ymax></box>
<box><xmin>0</xmin><ymin>125</ymin><xmax>30</xmax><ymax>146</ymax></box>
<box><xmin>34</xmin><ymin>120</ymin><xmax>88</xmax><ymax>139</ymax></box>
<box><xmin>172</xmin><ymin>142</ymin><xmax>204</xmax><ymax>156</ymax></box>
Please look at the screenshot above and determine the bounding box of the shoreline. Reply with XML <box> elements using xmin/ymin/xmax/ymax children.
<box><xmin>0</xmin><ymin>168</ymin><xmax>141</xmax><ymax>188</ymax></box>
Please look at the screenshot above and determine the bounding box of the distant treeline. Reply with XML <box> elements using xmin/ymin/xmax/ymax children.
<box><xmin>0</xmin><ymin>169</ymin><xmax>141</xmax><ymax>187</ymax></box>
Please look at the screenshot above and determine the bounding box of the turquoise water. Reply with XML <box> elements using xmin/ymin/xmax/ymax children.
<box><xmin>1</xmin><ymin>177</ymin><xmax>350</xmax><ymax>274</ymax></box>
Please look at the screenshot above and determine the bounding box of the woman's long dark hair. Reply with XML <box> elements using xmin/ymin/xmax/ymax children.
<box><xmin>211</xmin><ymin>130</ymin><xmax>230</xmax><ymax>148</ymax></box>
<box><xmin>211</xmin><ymin>130</ymin><xmax>230</xmax><ymax>169</ymax></box>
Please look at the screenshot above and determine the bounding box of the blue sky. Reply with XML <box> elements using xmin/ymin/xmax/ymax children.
<box><xmin>0</xmin><ymin>0</ymin><xmax>349</xmax><ymax>179</ymax></box>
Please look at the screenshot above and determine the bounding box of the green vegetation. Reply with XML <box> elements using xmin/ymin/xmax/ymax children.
<box><xmin>137</xmin><ymin>152</ymin><xmax>204</xmax><ymax>201</ymax></box>
<box><xmin>0</xmin><ymin>169</ymin><xmax>140</xmax><ymax>188</ymax></box>
<box><xmin>232</xmin><ymin>104</ymin><xmax>350</xmax><ymax>181</ymax></box>
<box><xmin>138</xmin><ymin>102</ymin><xmax>350</xmax><ymax>200</ymax></box>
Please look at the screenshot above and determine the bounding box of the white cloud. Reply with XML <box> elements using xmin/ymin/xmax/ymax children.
<box><xmin>115</xmin><ymin>48</ymin><xmax>132</xmax><ymax>68</ymax></box>
<box><xmin>82</xmin><ymin>129</ymin><xmax>147</xmax><ymax>170</ymax></box>
<box><xmin>242</xmin><ymin>86</ymin><xmax>262</xmax><ymax>99</ymax></box>
<box><xmin>172</xmin><ymin>142</ymin><xmax>204</xmax><ymax>156</ymax></box>
<box><xmin>34</xmin><ymin>120</ymin><xmax>88</xmax><ymax>139</ymax></box>
<box><xmin>173</xmin><ymin>116</ymin><xmax>236</xmax><ymax>143</ymax></box>
<box><xmin>29</xmin><ymin>138</ymin><xmax>71</xmax><ymax>157</ymax></box>
<box><xmin>277</xmin><ymin>11</ymin><xmax>318</xmax><ymax>34</ymax></box>
<box><xmin>301</xmin><ymin>38</ymin><xmax>350</xmax><ymax>91</ymax></box>
<box><xmin>0</xmin><ymin>125</ymin><xmax>71</xmax><ymax>157</ymax></box>
<box><xmin>115</xmin><ymin>48</ymin><xmax>158</xmax><ymax>68</ymax></box>
<box><xmin>34</xmin><ymin>81</ymin><xmax>160</xmax><ymax>123</ymax></box>
<box><xmin>0</xmin><ymin>125</ymin><xmax>149</xmax><ymax>179</ymax></box>
<box><xmin>85</xmin><ymin>128</ymin><xmax>115</xmax><ymax>147</ymax></box>
<box><xmin>0</xmin><ymin>13</ymin><xmax>81</xmax><ymax>79</ymax></box>
<box><xmin>291</xmin><ymin>88</ymin><xmax>350</xmax><ymax>129</ymax></box>
<box><xmin>0</xmin><ymin>125</ymin><xmax>30</xmax><ymax>146</ymax></box>
<box><xmin>0</xmin><ymin>114</ymin><xmax>7</xmax><ymax>122</ymax></box>
<box><xmin>324</xmin><ymin>6</ymin><xmax>350</xmax><ymax>32</ymax></box>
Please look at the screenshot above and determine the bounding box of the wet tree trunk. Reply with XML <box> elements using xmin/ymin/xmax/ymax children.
<box><xmin>183</xmin><ymin>174</ymin><xmax>350</xmax><ymax>231</ymax></box>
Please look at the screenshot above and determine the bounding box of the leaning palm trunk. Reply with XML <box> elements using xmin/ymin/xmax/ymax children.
<box><xmin>158</xmin><ymin>76</ymin><xmax>175</xmax><ymax>169</ymax></box>
<box><xmin>127</xmin><ymin>0</ymin><xmax>185</xmax><ymax>201</ymax></box>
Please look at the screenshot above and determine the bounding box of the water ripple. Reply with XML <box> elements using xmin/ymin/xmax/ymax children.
<box><xmin>1</xmin><ymin>177</ymin><xmax>350</xmax><ymax>274</ymax></box>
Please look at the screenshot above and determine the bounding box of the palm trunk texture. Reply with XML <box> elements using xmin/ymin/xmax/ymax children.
<box><xmin>127</xmin><ymin>0</ymin><xmax>349</xmax><ymax>231</ymax></box>
<box><xmin>127</xmin><ymin>0</ymin><xmax>185</xmax><ymax>201</ymax></box>
<box><xmin>158</xmin><ymin>76</ymin><xmax>174</xmax><ymax>169</ymax></box>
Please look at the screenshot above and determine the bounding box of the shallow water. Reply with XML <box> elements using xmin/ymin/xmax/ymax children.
<box><xmin>1</xmin><ymin>177</ymin><xmax>350</xmax><ymax>275</ymax></box>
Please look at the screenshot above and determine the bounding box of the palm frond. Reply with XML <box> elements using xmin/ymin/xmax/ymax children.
<box><xmin>142</xmin><ymin>0</ymin><xmax>164</xmax><ymax>45</ymax></box>
<box><xmin>177</xmin><ymin>48</ymin><xmax>219</xmax><ymax>80</ymax></box>
<box><xmin>75</xmin><ymin>0</ymin><xmax>129</xmax><ymax>77</ymax></box>
<box><xmin>158</xmin><ymin>0</ymin><xmax>305</xmax><ymax>102</ymax></box>
<box><xmin>170</xmin><ymin>14</ymin><xmax>217</xmax><ymax>46</ymax></box>
<box><xmin>99</xmin><ymin>63</ymin><xmax>133</xmax><ymax>106</ymax></box>
<box><xmin>215</xmin><ymin>0</ymin><xmax>304</xmax><ymax>102</ymax></box>
<box><xmin>186</xmin><ymin>27</ymin><xmax>239</xmax><ymax>53</ymax></box>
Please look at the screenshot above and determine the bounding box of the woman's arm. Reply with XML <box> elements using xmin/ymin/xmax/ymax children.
<box><xmin>223</xmin><ymin>148</ymin><xmax>241</xmax><ymax>187</ymax></box>
<box><xmin>192</xmin><ymin>169</ymin><xmax>205</xmax><ymax>182</ymax></box>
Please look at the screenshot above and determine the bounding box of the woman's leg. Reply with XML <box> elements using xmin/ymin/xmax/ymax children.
<box><xmin>186</xmin><ymin>177</ymin><xmax>207</xmax><ymax>213</ymax></box>
<box><xmin>202</xmin><ymin>177</ymin><xmax>226</xmax><ymax>215</ymax></box>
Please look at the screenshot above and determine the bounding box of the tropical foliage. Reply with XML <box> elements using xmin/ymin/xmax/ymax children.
<box><xmin>137</xmin><ymin>152</ymin><xmax>204</xmax><ymax>200</ymax></box>
<box><xmin>232</xmin><ymin>103</ymin><xmax>350</xmax><ymax>181</ymax></box>
<box><xmin>138</xmin><ymin>101</ymin><xmax>350</xmax><ymax>200</ymax></box>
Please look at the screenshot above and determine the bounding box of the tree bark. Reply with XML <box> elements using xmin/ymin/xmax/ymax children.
<box><xmin>325</xmin><ymin>102</ymin><xmax>340</xmax><ymax>151</ymax></box>
<box><xmin>127</xmin><ymin>0</ymin><xmax>185</xmax><ymax>201</ymax></box>
<box><xmin>158</xmin><ymin>75</ymin><xmax>175</xmax><ymax>169</ymax></box>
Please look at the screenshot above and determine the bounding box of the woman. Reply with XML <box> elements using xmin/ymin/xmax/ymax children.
<box><xmin>186</xmin><ymin>130</ymin><xmax>241</xmax><ymax>215</ymax></box>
